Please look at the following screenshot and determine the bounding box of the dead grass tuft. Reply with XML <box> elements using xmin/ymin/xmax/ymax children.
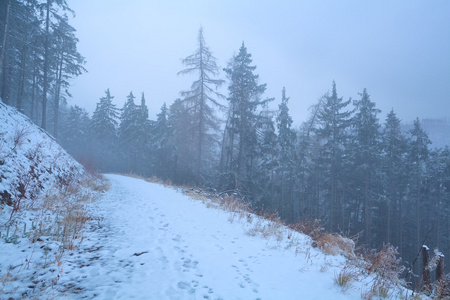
<box><xmin>289</xmin><ymin>219</ymin><xmax>325</xmax><ymax>241</ymax></box>
<box><xmin>145</xmin><ymin>176</ymin><xmax>173</xmax><ymax>186</ymax></box>
<box><xmin>361</xmin><ymin>279</ymin><xmax>394</xmax><ymax>300</ymax></box>
<box><xmin>316</xmin><ymin>233</ymin><xmax>355</xmax><ymax>258</ymax></box>
<box><xmin>246</xmin><ymin>219</ymin><xmax>285</xmax><ymax>242</ymax></box>
<box><xmin>334</xmin><ymin>266</ymin><xmax>358</xmax><ymax>289</ymax></box>
<box><xmin>81</xmin><ymin>175</ymin><xmax>110</xmax><ymax>192</ymax></box>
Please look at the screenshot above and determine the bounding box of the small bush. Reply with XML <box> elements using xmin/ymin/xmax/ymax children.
<box><xmin>433</xmin><ymin>276</ymin><xmax>449</xmax><ymax>299</ymax></box>
<box><xmin>12</xmin><ymin>126</ymin><xmax>30</xmax><ymax>150</ymax></box>
<box><xmin>366</xmin><ymin>244</ymin><xmax>404</xmax><ymax>282</ymax></box>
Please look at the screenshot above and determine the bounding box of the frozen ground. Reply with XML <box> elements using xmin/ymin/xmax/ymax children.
<box><xmin>57</xmin><ymin>174</ymin><xmax>380</xmax><ymax>300</ymax></box>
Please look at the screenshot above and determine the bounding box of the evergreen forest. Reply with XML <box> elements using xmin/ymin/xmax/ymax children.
<box><xmin>1</xmin><ymin>0</ymin><xmax>450</xmax><ymax>284</ymax></box>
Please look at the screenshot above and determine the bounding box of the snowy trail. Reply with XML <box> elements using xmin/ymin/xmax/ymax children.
<box><xmin>58</xmin><ymin>174</ymin><xmax>355</xmax><ymax>299</ymax></box>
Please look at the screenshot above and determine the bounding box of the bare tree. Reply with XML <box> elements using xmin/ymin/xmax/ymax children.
<box><xmin>178</xmin><ymin>27</ymin><xmax>224</xmax><ymax>185</ymax></box>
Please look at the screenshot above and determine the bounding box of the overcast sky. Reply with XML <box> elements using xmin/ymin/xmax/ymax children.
<box><xmin>68</xmin><ymin>1</ymin><xmax>450</xmax><ymax>127</ymax></box>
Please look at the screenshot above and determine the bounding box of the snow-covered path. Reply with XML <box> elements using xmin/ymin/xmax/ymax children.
<box><xmin>58</xmin><ymin>174</ymin><xmax>358</xmax><ymax>299</ymax></box>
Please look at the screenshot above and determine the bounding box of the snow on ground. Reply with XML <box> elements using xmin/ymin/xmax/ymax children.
<box><xmin>0</xmin><ymin>102</ymin><xmax>103</xmax><ymax>298</ymax></box>
<box><xmin>0</xmin><ymin>102</ymin><xmax>86</xmax><ymax>202</ymax></box>
<box><xmin>56</xmin><ymin>174</ymin><xmax>386</xmax><ymax>300</ymax></box>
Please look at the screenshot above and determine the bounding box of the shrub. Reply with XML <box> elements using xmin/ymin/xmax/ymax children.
<box><xmin>366</xmin><ymin>244</ymin><xmax>404</xmax><ymax>282</ymax></box>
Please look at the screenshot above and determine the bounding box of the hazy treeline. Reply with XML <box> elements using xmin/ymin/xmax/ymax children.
<box><xmin>2</xmin><ymin>8</ymin><xmax>449</xmax><ymax>281</ymax></box>
<box><xmin>0</xmin><ymin>0</ymin><xmax>85</xmax><ymax>137</ymax></box>
<box><xmin>62</xmin><ymin>29</ymin><xmax>450</xmax><ymax>280</ymax></box>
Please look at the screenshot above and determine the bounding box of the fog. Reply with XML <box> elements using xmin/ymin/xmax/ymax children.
<box><xmin>69</xmin><ymin>1</ymin><xmax>450</xmax><ymax>126</ymax></box>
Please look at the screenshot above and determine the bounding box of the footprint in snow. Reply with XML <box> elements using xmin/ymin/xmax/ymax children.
<box><xmin>177</xmin><ymin>281</ymin><xmax>196</xmax><ymax>294</ymax></box>
<box><xmin>182</xmin><ymin>258</ymin><xmax>198</xmax><ymax>270</ymax></box>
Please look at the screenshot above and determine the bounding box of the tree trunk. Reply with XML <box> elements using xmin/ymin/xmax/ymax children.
<box><xmin>0</xmin><ymin>0</ymin><xmax>10</xmax><ymax>95</ymax></box>
<box><xmin>364</xmin><ymin>172</ymin><xmax>371</xmax><ymax>247</ymax></box>
<box><xmin>53</xmin><ymin>51</ymin><xmax>64</xmax><ymax>138</ymax></box>
<box><xmin>30</xmin><ymin>52</ymin><xmax>38</xmax><ymax>121</ymax></box>
<box><xmin>42</xmin><ymin>0</ymin><xmax>50</xmax><ymax>129</ymax></box>
<box><xmin>17</xmin><ymin>45</ymin><xmax>28</xmax><ymax>113</ymax></box>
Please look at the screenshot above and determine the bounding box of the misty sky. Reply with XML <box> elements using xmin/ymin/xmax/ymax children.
<box><xmin>69</xmin><ymin>1</ymin><xmax>450</xmax><ymax>126</ymax></box>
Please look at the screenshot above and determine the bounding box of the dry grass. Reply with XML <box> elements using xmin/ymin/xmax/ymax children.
<box><xmin>358</xmin><ymin>244</ymin><xmax>408</xmax><ymax>300</ymax></box>
<box><xmin>145</xmin><ymin>175</ymin><xmax>173</xmax><ymax>187</ymax></box>
<box><xmin>289</xmin><ymin>219</ymin><xmax>325</xmax><ymax>241</ymax></box>
<box><xmin>0</xmin><ymin>170</ymin><xmax>104</xmax><ymax>297</ymax></box>
<box><xmin>361</xmin><ymin>277</ymin><xmax>404</xmax><ymax>300</ymax></box>
<box><xmin>316</xmin><ymin>233</ymin><xmax>355</xmax><ymax>258</ymax></box>
<box><xmin>433</xmin><ymin>278</ymin><xmax>449</xmax><ymax>299</ymax></box>
<box><xmin>246</xmin><ymin>219</ymin><xmax>285</xmax><ymax>242</ymax></box>
<box><xmin>29</xmin><ymin>179</ymin><xmax>97</xmax><ymax>251</ymax></box>
<box><xmin>334</xmin><ymin>266</ymin><xmax>358</xmax><ymax>289</ymax></box>
<box><xmin>81</xmin><ymin>174</ymin><xmax>110</xmax><ymax>192</ymax></box>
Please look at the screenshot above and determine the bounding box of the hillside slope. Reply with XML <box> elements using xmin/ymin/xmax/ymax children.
<box><xmin>0</xmin><ymin>102</ymin><xmax>104</xmax><ymax>298</ymax></box>
<box><xmin>0</xmin><ymin>102</ymin><xmax>85</xmax><ymax>206</ymax></box>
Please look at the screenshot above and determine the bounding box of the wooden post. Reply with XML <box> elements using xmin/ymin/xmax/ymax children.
<box><xmin>436</xmin><ymin>254</ymin><xmax>445</xmax><ymax>282</ymax></box>
<box><xmin>422</xmin><ymin>245</ymin><xmax>431</xmax><ymax>292</ymax></box>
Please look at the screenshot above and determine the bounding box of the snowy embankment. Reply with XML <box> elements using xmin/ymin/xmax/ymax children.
<box><xmin>56</xmin><ymin>174</ymin><xmax>409</xmax><ymax>299</ymax></box>
<box><xmin>0</xmin><ymin>102</ymin><xmax>105</xmax><ymax>298</ymax></box>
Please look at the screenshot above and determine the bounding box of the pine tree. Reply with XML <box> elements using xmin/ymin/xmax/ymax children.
<box><xmin>380</xmin><ymin>109</ymin><xmax>407</xmax><ymax>249</ymax></box>
<box><xmin>315</xmin><ymin>81</ymin><xmax>353</xmax><ymax>232</ymax></box>
<box><xmin>405</xmin><ymin>118</ymin><xmax>431</xmax><ymax>276</ymax></box>
<box><xmin>118</xmin><ymin>91</ymin><xmax>150</xmax><ymax>174</ymax></box>
<box><xmin>91</xmin><ymin>89</ymin><xmax>119</xmax><ymax>171</ymax></box>
<box><xmin>60</xmin><ymin>104</ymin><xmax>91</xmax><ymax>163</ymax></box>
<box><xmin>168</xmin><ymin>98</ymin><xmax>196</xmax><ymax>184</ymax></box>
<box><xmin>221</xmin><ymin>42</ymin><xmax>272</xmax><ymax>197</ymax></box>
<box><xmin>276</xmin><ymin>87</ymin><xmax>297</xmax><ymax>220</ymax></box>
<box><xmin>178</xmin><ymin>27</ymin><xmax>224</xmax><ymax>185</ymax></box>
<box><xmin>351</xmin><ymin>88</ymin><xmax>381</xmax><ymax>247</ymax></box>
<box><xmin>51</xmin><ymin>14</ymin><xmax>86</xmax><ymax>138</ymax></box>
<box><xmin>0</xmin><ymin>0</ymin><xmax>84</xmax><ymax>133</ymax></box>
<box><xmin>136</xmin><ymin>92</ymin><xmax>152</xmax><ymax>175</ymax></box>
<box><xmin>151</xmin><ymin>103</ymin><xmax>173</xmax><ymax>180</ymax></box>
<box><xmin>0</xmin><ymin>0</ymin><xmax>42</xmax><ymax>109</ymax></box>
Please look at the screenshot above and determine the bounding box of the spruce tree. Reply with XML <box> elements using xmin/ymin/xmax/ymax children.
<box><xmin>168</xmin><ymin>98</ymin><xmax>196</xmax><ymax>184</ymax></box>
<box><xmin>51</xmin><ymin>14</ymin><xmax>86</xmax><ymax>138</ymax></box>
<box><xmin>276</xmin><ymin>87</ymin><xmax>297</xmax><ymax>220</ymax></box>
<box><xmin>351</xmin><ymin>88</ymin><xmax>381</xmax><ymax>247</ymax></box>
<box><xmin>91</xmin><ymin>89</ymin><xmax>119</xmax><ymax>171</ymax></box>
<box><xmin>118</xmin><ymin>91</ymin><xmax>149</xmax><ymax>174</ymax></box>
<box><xmin>315</xmin><ymin>81</ymin><xmax>352</xmax><ymax>232</ymax></box>
<box><xmin>380</xmin><ymin>109</ymin><xmax>407</xmax><ymax>249</ymax></box>
<box><xmin>221</xmin><ymin>42</ymin><xmax>272</xmax><ymax>197</ymax></box>
<box><xmin>151</xmin><ymin>103</ymin><xmax>173</xmax><ymax>180</ymax></box>
<box><xmin>60</xmin><ymin>105</ymin><xmax>92</xmax><ymax>164</ymax></box>
<box><xmin>406</xmin><ymin>118</ymin><xmax>431</xmax><ymax>276</ymax></box>
<box><xmin>255</xmin><ymin>109</ymin><xmax>278</xmax><ymax>211</ymax></box>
